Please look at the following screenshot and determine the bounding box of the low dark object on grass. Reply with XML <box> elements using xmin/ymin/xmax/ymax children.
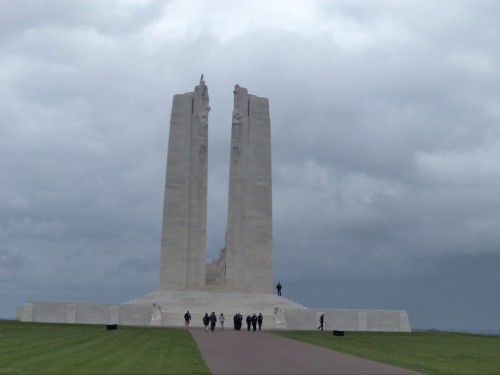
<box><xmin>333</xmin><ymin>330</ymin><xmax>344</xmax><ymax>336</ymax></box>
<box><xmin>106</xmin><ymin>324</ymin><xmax>118</xmax><ymax>330</ymax></box>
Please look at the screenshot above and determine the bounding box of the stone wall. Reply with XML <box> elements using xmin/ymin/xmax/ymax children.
<box><xmin>284</xmin><ymin>308</ymin><xmax>411</xmax><ymax>332</ymax></box>
<box><xmin>18</xmin><ymin>300</ymin><xmax>411</xmax><ymax>332</ymax></box>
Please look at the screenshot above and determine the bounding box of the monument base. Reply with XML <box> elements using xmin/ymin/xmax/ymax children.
<box><xmin>16</xmin><ymin>291</ymin><xmax>411</xmax><ymax>331</ymax></box>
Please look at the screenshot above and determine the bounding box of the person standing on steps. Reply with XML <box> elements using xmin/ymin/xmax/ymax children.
<box><xmin>246</xmin><ymin>315</ymin><xmax>252</xmax><ymax>331</ymax></box>
<box><xmin>203</xmin><ymin>313</ymin><xmax>210</xmax><ymax>332</ymax></box>
<box><xmin>251</xmin><ymin>313</ymin><xmax>258</xmax><ymax>332</ymax></box>
<box><xmin>257</xmin><ymin>313</ymin><xmax>263</xmax><ymax>331</ymax></box>
<box><xmin>318</xmin><ymin>314</ymin><xmax>324</xmax><ymax>331</ymax></box>
<box><xmin>209</xmin><ymin>312</ymin><xmax>217</xmax><ymax>332</ymax></box>
<box><xmin>184</xmin><ymin>311</ymin><xmax>191</xmax><ymax>328</ymax></box>
<box><xmin>276</xmin><ymin>282</ymin><xmax>282</xmax><ymax>296</ymax></box>
<box><xmin>219</xmin><ymin>313</ymin><xmax>225</xmax><ymax>330</ymax></box>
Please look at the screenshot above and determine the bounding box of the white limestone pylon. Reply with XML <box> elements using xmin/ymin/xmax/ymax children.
<box><xmin>159</xmin><ymin>76</ymin><xmax>209</xmax><ymax>291</ymax></box>
<box><xmin>221</xmin><ymin>85</ymin><xmax>273</xmax><ymax>293</ymax></box>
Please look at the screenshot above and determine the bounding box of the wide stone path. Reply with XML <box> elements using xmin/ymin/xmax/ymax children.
<box><xmin>190</xmin><ymin>327</ymin><xmax>425</xmax><ymax>375</ymax></box>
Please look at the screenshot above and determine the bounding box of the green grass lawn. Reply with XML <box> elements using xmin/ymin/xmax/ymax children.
<box><xmin>273</xmin><ymin>330</ymin><xmax>500</xmax><ymax>375</ymax></box>
<box><xmin>2</xmin><ymin>320</ymin><xmax>499</xmax><ymax>375</ymax></box>
<box><xmin>0</xmin><ymin>320</ymin><xmax>210</xmax><ymax>375</ymax></box>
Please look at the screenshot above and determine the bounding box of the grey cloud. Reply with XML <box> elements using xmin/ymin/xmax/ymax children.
<box><xmin>1</xmin><ymin>0</ymin><xmax>499</xmax><ymax>331</ymax></box>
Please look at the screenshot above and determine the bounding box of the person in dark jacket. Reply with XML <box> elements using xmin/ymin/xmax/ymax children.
<box><xmin>237</xmin><ymin>313</ymin><xmax>243</xmax><ymax>331</ymax></box>
<box><xmin>318</xmin><ymin>314</ymin><xmax>324</xmax><ymax>331</ymax></box>
<box><xmin>276</xmin><ymin>282</ymin><xmax>282</xmax><ymax>296</ymax></box>
<box><xmin>234</xmin><ymin>313</ymin><xmax>242</xmax><ymax>331</ymax></box>
<box><xmin>246</xmin><ymin>315</ymin><xmax>251</xmax><ymax>331</ymax></box>
<box><xmin>257</xmin><ymin>313</ymin><xmax>263</xmax><ymax>331</ymax></box>
<box><xmin>209</xmin><ymin>312</ymin><xmax>217</xmax><ymax>332</ymax></box>
<box><xmin>251</xmin><ymin>313</ymin><xmax>258</xmax><ymax>332</ymax></box>
<box><xmin>184</xmin><ymin>311</ymin><xmax>191</xmax><ymax>328</ymax></box>
<box><xmin>203</xmin><ymin>313</ymin><xmax>210</xmax><ymax>332</ymax></box>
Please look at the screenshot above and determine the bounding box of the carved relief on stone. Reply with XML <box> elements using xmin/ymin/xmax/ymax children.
<box><xmin>218</xmin><ymin>262</ymin><xmax>226</xmax><ymax>278</ymax></box>
<box><xmin>232</xmin><ymin>123</ymin><xmax>241</xmax><ymax>141</ymax></box>
<box><xmin>198</xmin><ymin>113</ymin><xmax>208</xmax><ymax>139</ymax></box>
<box><xmin>273</xmin><ymin>305</ymin><xmax>286</xmax><ymax>324</ymax></box>
<box><xmin>200</xmin><ymin>77</ymin><xmax>209</xmax><ymax>108</ymax></box>
<box><xmin>232</xmin><ymin>111</ymin><xmax>242</xmax><ymax>141</ymax></box>
<box><xmin>233</xmin><ymin>84</ymin><xmax>241</xmax><ymax>110</ymax></box>
<box><xmin>193</xmin><ymin>113</ymin><xmax>208</xmax><ymax>141</ymax></box>
<box><xmin>151</xmin><ymin>303</ymin><xmax>162</xmax><ymax>322</ymax></box>
<box><xmin>199</xmin><ymin>145</ymin><xmax>207</xmax><ymax>161</ymax></box>
<box><xmin>232</xmin><ymin>146</ymin><xmax>239</xmax><ymax>161</ymax></box>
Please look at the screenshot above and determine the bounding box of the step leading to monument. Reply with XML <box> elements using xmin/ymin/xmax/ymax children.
<box><xmin>127</xmin><ymin>290</ymin><xmax>306</xmax><ymax>315</ymax></box>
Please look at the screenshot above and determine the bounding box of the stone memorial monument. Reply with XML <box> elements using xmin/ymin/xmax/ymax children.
<box><xmin>16</xmin><ymin>78</ymin><xmax>412</xmax><ymax>332</ymax></box>
<box><xmin>158</xmin><ymin>79</ymin><xmax>273</xmax><ymax>294</ymax></box>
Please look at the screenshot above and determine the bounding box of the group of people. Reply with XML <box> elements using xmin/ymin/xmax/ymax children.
<box><xmin>202</xmin><ymin>312</ymin><xmax>223</xmax><ymax>332</ymax></box>
<box><xmin>233</xmin><ymin>313</ymin><xmax>264</xmax><ymax>332</ymax></box>
<box><xmin>183</xmin><ymin>310</ymin><xmax>264</xmax><ymax>332</ymax></box>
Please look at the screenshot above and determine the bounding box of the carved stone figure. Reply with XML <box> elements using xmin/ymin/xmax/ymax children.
<box><xmin>199</xmin><ymin>145</ymin><xmax>207</xmax><ymax>161</ymax></box>
<box><xmin>233</xmin><ymin>84</ymin><xmax>241</xmax><ymax>109</ymax></box>
<box><xmin>198</xmin><ymin>114</ymin><xmax>208</xmax><ymax>139</ymax></box>
<box><xmin>232</xmin><ymin>111</ymin><xmax>242</xmax><ymax>140</ymax></box>
<box><xmin>151</xmin><ymin>303</ymin><xmax>162</xmax><ymax>322</ymax></box>
<box><xmin>273</xmin><ymin>305</ymin><xmax>286</xmax><ymax>324</ymax></box>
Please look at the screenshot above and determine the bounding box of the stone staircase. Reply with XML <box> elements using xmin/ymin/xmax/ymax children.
<box><xmin>127</xmin><ymin>290</ymin><xmax>306</xmax><ymax>329</ymax></box>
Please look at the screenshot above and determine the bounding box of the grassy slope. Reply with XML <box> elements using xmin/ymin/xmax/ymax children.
<box><xmin>2</xmin><ymin>320</ymin><xmax>499</xmax><ymax>375</ymax></box>
<box><xmin>0</xmin><ymin>320</ymin><xmax>210</xmax><ymax>375</ymax></box>
<box><xmin>273</xmin><ymin>330</ymin><xmax>500</xmax><ymax>375</ymax></box>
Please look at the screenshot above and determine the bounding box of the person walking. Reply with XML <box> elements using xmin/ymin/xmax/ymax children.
<box><xmin>236</xmin><ymin>313</ymin><xmax>243</xmax><ymax>331</ymax></box>
<box><xmin>209</xmin><ymin>312</ymin><xmax>217</xmax><ymax>332</ymax></box>
<box><xmin>276</xmin><ymin>282</ymin><xmax>282</xmax><ymax>296</ymax></box>
<box><xmin>184</xmin><ymin>311</ymin><xmax>191</xmax><ymax>328</ymax></box>
<box><xmin>219</xmin><ymin>313</ymin><xmax>225</xmax><ymax>330</ymax></box>
<box><xmin>251</xmin><ymin>313</ymin><xmax>258</xmax><ymax>332</ymax></box>
<box><xmin>203</xmin><ymin>313</ymin><xmax>210</xmax><ymax>332</ymax></box>
<box><xmin>257</xmin><ymin>313</ymin><xmax>263</xmax><ymax>331</ymax></box>
<box><xmin>318</xmin><ymin>314</ymin><xmax>324</xmax><ymax>331</ymax></box>
<box><xmin>246</xmin><ymin>315</ymin><xmax>251</xmax><ymax>331</ymax></box>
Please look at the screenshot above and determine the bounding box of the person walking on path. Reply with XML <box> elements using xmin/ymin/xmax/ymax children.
<box><xmin>219</xmin><ymin>313</ymin><xmax>225</xmax><ymax>329</ymax></box>
<box><xmin>209</xmin><ymin>312</ymin><xmax>217</xmax><ymax>332</ymax></box>
<box><xmin>184</xmin><ymin>311</ymin><xmax>191</xmax><ymax>328</ymax></box>
<box><xmin>203</xmin><ymin>313</ymin><xmax>210</xmax><ymax>332</ymax></box>
<box><xmin>236</xmin><ymin>313</ymin><xmax>243</xmax><ymax>331</ymax></box>
<box><xmin>251</xmin><ymin>313</ymin><xmax>258</xmax><ymax>332</ymax></box>
<box><xmin>257</xmin><ymin>313</ymin><xmax>263</xmax><ymax>331</ymax></box>
<box><xmin>276</xmin><ymin>282</ymin><xmax>282</xmax><ymax>296</ymax></box>
<box><xmin>246</xmin><ymin>315</ymin><xmax>252</xmax><ymax>331</ymax></box>
<box><xmin>318</xmin><ymin>314</ymin><xmax>324</xmax><ymax>331</ymax></box>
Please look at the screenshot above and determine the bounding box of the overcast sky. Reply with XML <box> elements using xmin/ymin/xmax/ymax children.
<box><xmin>1</xmin><ymin>0</ymin><xmax>499</xmax><ymax>332</ymax></box>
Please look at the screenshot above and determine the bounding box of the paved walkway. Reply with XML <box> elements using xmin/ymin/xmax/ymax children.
<box><xmin>190</xmin><ymin>327</ymin><xmax>425</xmax><ymax>375</ymax></box>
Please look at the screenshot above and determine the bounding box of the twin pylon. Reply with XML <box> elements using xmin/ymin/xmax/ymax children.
<box><xmin>159</xmin><ymin>78</ymin><xmax>273</xmax><ymax>294</ymax></box>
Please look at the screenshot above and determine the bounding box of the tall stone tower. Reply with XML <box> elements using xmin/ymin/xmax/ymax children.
<box><xmin>159</xmin><ymin>77</ymin><xmax>209</xmax><ymax>291</ymax></box>
<box><xmin>223</xmin><ymin>85</ymin><xmax>273</xmax><ymax>293</ymax></box>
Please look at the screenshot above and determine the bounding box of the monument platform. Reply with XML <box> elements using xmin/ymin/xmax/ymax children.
<box><xmin>16</xmin><ymin>291</ymin><xmax>410</xmax><ymax>331</ymax></box>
